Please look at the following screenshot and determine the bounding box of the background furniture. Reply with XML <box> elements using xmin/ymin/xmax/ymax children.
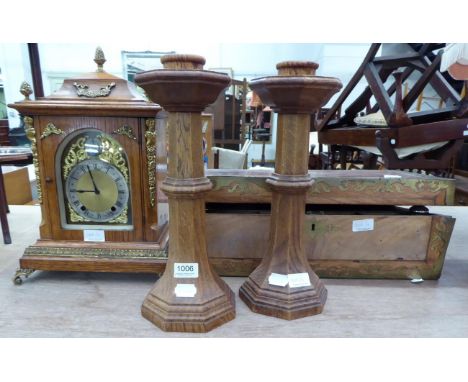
<box><xmin>2</xmin><ymin>166</ymin><xmax>33</xmax><ymax>204</ymax></box>
<box><xmin>318</xmin><ymin>43</ymin><xmax>468</xmax><ymax>175</ymax></box>
<box><xmin>212</xmin><ymin>139</ymin><xmax>251</xmax><ymax>169</ymax></box>
<box><xmin>0</xmin><ymin>150</ymin><xmax>33</xmax><ymax>244</ymax></box>
<box><xmin>205</xmin><ymin>78</ymin><xmax>249</xmax><ymax>150</ymax></box>
<box><xmin>0</xmin><ymin>120</ymin><xmax>10</xmax><ymax>146</ymax></box>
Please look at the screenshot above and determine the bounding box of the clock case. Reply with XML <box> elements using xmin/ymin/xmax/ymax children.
<box><xmin>9</xmin><ymin>50</ymin><xmax>168</xmax><ymax>282</ymax></box>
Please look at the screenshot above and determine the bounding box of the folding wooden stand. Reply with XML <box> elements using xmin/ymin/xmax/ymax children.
<box><xmin>318</xmin><ymin>43</ymin><xmax>468</xmax><ymax>174</ymax></box>
<box><xmin>239</xmin><ymin>61</ymin><xmax>342</xmax><ymax>320</ymax></box>
<box><xmin>135</xmin><ymin>54</ymin><xmax>235</xmax><ymax>332</ymax></box>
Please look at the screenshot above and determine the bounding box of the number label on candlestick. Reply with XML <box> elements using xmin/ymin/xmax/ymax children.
<box><xmin>288</xmin><ymin>273</ymin><xmax>311</xmax><ymax>288</ymax></box>
<box><xmin>174</xmin><ymin>284</ymin><xmax>197</xmax><ymax>298</ymax></box>
<box><xmin>268</xmin><ymin>273</ymin><xmax>289</xmax><ymax>287</ymax></box>
<box><xmin>174</xmin><ymin>263</ymin><xmax>199</xmax><ymax>278</ymax></box>
<box><xmin>352</xmin><ymin>218</ymin><xmax>374</xmax><ymax>232</ymax></box>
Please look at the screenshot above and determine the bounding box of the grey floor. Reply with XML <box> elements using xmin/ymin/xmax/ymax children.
<box><xmin>1</xmin><ymin>205</ymin><xmax>467</xmax><ymax>337</ymax></box>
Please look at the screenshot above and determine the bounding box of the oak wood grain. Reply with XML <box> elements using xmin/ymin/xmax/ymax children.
<box><xmin>240</xmin><ymin>61</ymin><xmax>342</xmax><ymax>320</ymax></box>
<box><xmin>136</xmin><ymin>54</ymin><xmax>235</xmax><ymax>333</ymax></box>
<box><xmin>7</xmin><ymin>55</ymin><xmax>163</xmax><ymax>274</ymax></box>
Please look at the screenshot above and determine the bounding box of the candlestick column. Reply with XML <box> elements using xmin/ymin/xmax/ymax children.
<box><xmin>135</xmin><ymin>54</ymin><xmax>235</xmax><ymax>332</ymax></box>
<box><xmin>239</xmin><ymin>61</ymin><xmax>342</xmax><ymax>320</ymax></box>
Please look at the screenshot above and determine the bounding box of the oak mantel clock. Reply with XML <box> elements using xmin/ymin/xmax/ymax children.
<box><xmin>9</xmin><ymin>48</ymin><xmax>168</xmax><ymax>284</ymax></box>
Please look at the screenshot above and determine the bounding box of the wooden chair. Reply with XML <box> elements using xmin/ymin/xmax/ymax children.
<box><xmin>318</xmin><ymin>43</ymin><xmax>468</xmax><ymax>175</ymax></box>
<box><xmin>212</xmin><ymin>139</ymin><xmax>252</xmax><ymax>169</ymax></box>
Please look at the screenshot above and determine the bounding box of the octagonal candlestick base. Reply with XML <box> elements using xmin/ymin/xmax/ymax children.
<box><xmin>135</xmin><ymin>54</ymin><xmax>235</xmax><ymax>332</ymax></box>
<box><xmin>239</xmin><ymin>61</ymin><xmax>342</xmax><ymax>320</ymax></box>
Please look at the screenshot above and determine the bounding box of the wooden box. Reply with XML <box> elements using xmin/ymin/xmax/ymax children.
<box><xmin>3</xmin><ymin>166</ymin><xmax>33</xmax><ymax>205</ymax></box>
<box><xmin>203</xmin><ymin>169</ymin><xmax>455</xmax><ymax>279</ymax></box>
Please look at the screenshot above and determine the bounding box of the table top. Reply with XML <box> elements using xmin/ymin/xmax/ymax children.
<box><xmin>0</xmin><ymin>147</ymin><xmax>32</xmax><ymax>165</ymax></box>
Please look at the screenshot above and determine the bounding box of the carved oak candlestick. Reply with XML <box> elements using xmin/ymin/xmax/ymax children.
<box><xmin>239</xmin><ymin>61</ymin><xmax>342</xmax><ymax>320</ymax></box>
<box><xmin>135</xmin><ymin>54</ymin><xmax>235</xmax><ymax>332</ymax></box>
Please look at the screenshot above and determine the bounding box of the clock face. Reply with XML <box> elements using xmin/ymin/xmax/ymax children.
<box><xmin>65</xmin><ymin>158</ymin><xmax>129</xmax><ymax>222</ymax></box>
<box><xmin>56</xmin><ymin>129</ymin><xmax>133</xmax><ymax>230</ymax></box>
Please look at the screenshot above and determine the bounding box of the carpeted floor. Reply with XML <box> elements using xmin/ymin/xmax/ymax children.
<box><xmin>1</xmin><ymin>205</ymin><xmax>467</xmax><ymax>337</ymax></box>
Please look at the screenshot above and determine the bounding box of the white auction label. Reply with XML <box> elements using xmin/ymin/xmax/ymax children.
<box><xmin>83</xmin><ymin>229</ymin><xmax>105</xmax><ymax>242</ymax></box>
<box><xmin>464</xmin><ymin>130</ymin><xmax>468</xmax><ymax>136</ymax></box>
<box><xmin>268</xmin><ymin>273</ymin><xmax>289</xmax><ymax>287</ymax></box>
<box><xmin>174</xmin><ymin>263</ymin><xmax>199</xmax><ymax>278</ymax></box>
<box><xmin>383</xmin><ymin>174</ymin><xmax>401</xmax><ymax>179</ymax></box>
<box><xmin>174</xmin><ymin>284</ymin><xmax>197</xmax><ymax>298</ymax></box>
<box><xmin>352</xmin><ymin>218</ymin><xmax>374</xmax><ymax>232</ymax></box>
<box><xmin>288</xmin><ymin>273</ymin><xmax>311</xmax><ymax>288</ymax></box>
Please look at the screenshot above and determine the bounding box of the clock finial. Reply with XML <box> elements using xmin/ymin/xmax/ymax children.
<box><xmin>94</xmin><ymin>46</ymin><xmax>106</xmax><ymax>72</ymax></box>
<box><xmin>20</xmin><ymin>81</ymin><xmax>33</xmax><ymax>100</ymax></box>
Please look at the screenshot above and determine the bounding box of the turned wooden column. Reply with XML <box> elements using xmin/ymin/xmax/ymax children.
<box><xmin>239</xmin><ymin>61</ymin><xmax>342</xmax><ymax>320</ymax></box>
<box><xmin>135</xmin><ymin>54</ymin><xmax>235</xmax><ymax>332</ymax></box>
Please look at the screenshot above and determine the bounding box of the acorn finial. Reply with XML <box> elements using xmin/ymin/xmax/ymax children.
<box><xmin>94</xmin><ymin>46</ymin><xmax>106</xmax><ymax>72</ymax></box>
<box><xmin>20</xmin><ymin>81</ymin><xmax>33</xmax><ymax>100</ymax></box>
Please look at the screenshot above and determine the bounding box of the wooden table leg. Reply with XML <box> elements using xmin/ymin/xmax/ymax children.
<box><xmin>0</xmin><ymin>166</ymin><xmax>12</xmax><ymax>244</ymax></box>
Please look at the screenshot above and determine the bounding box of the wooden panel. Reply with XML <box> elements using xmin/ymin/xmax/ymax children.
<box><xmin>205</xmin><ymin>169</ymin><xmax>455</xmax><ymax>206</ymax></box>
<box><xmin>37</xmin><ymin>115</ymin><xmax>144</xmax><ymax>243</ymax></box>
<box><xmin>206</xmin><ymin>213</ymin><xmax>455</xmax><ymax>280</ymax></box>
<box><xmin>206</xmin><ymin>212</ymin><xmax>431</xmax><ymax>262</ymax></box>
<box><xmin>206</xmin><ymin>213</ymin><xmax>269</xmax><ymax>260</ymax></box>
<box><xmin>3</xmin><ymin>167</ymin><xmax>32</xmax><ymax>204</ymax></box>
<box><xmin>19</xmin><ymin>211</ymin><xmax>454</xmax><ymax>280</ymax></box>
<box><xmin>305</xmin><ymin>214</ymin><xmax>430</xmax><ymax>261</ymax></box>
<box><xmin>319</xmin><ymin>127</ymin><xmax>394</xmax><ymax>146</ymax></box>
<box><xmin>0</xmin><ymin>119</ymin><xmax>9</xmax><ymax>146</ymax></box>
<box><xmin>384</xmin><ymin>118</ymin><xmax>467</xmax><ymax>147</ymax></box>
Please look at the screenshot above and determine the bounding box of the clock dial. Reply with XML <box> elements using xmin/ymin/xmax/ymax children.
<box><xmin>65</xmin><ymin>158</ymin><xmax>129</xmax><ymax>222</ymax></box>
<box><xmin>57</xmin><ymin>129</ymin><xmax>133</xmax><ymax>229</ymax></box>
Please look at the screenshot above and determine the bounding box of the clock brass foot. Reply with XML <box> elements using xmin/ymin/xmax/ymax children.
<box><xmin>13</xmin><ymin>268</ymin><xmax>35</xmax><ymax>285</ymax></box>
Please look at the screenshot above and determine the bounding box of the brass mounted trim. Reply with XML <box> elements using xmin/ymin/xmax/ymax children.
<box><xmin>145</xmin><ymin>118</ymin><xmax>157</xmax><ymax>207</ymax></box>
<box><xmin>109</xmin><ymin>205</ymin><xmax>129</xmax><ymax>224</ymax></box>
<box><xmin>13</xmin><ymin>268</ymin><xmax>36</xmax><ymax>285</ymax></box>
<box><xmin>40</xmin><ymin>123</ymin><xmax>64</xmax><ymax>140</ymax></box>
<box><xmin>73</xmin><ymin>82</ymin><xmax>116</xmax><ymax>98</ymax></box>
<box><xmin>113</xmin><ymin>125</ymin><xmax>137</xmax><ymax>140</ymax></box>
<box><xmin>24</xmin><ymin>116</ymin><xmax>42</xmax><ymax>204</ymax></box>
<box><xmin>67</xmin><ymin>202</ymin><xmax>90</xmax><ymax>223</ymax></box>
<box><xmin>23</xmin><ymin>246</ymin><xmax>167</xmax><ymax>259</ymax></box>
<box><xmin>62</xmin><ymin>134</ymin><xmax>129</xmax><ymax>182</ymax></box>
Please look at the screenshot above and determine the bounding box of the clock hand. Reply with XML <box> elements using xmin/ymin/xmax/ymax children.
<box><xmin>87</xmin><ymin>165</ymin><xmax>101</xmax><ymax>195</ymax></box>
<box><xmin>70</xmin><ymin>189</ymin><xmax>96</xmax><ymax>193</ymax></box>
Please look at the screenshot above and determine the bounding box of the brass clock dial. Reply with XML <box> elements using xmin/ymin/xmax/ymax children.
<box><xmin>57</xmin><ymin>129</ymin><xmax>133</xmax><ymax>229</ymax></box>
<box><xmin>65</xmin><ymin>158</ymin><xmax>129</xmax><ymax>222</ymax></box>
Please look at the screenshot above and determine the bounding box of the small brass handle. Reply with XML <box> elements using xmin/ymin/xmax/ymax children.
<box><xmin>73</xmin><ymin>82</ymin><xmax>115</xmax><ymax>98</ymax></box>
